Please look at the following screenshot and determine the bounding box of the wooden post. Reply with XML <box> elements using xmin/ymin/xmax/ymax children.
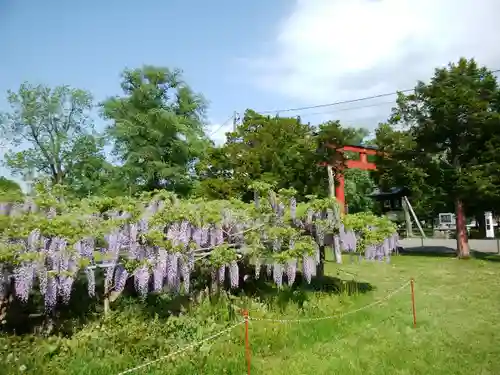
<box><xmin>402</xmin><ymin>197</ymin><xmax>413</xmax><ymax>238</ymax></box>
<box><xmin>104</xmin><ymin>282</ymin><xmax>110</xmax><ymax>315</ymax></box>
<box><xmin>243</xmin><ymin>310</ymin><xmax>251</xmax><ymax>375</ymax></box>
<box><xmin>410</xmin><ymin>278</ymin><xmax>416</xmax><ymax>328</ymax></box>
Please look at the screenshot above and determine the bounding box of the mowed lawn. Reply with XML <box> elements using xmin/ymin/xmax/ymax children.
<box><xmin>2</xmin><ymin>252</ymin><xmax>500</xmax><ymax>374</ymax></box>
<box><xmin>245</xmin><ymin>253</ymin><xmax>500</xmax><ymax>375</ymax></box>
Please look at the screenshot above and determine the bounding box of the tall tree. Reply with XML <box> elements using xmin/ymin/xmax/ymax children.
<box><xmin>200</xmin><ymin>111</ymin><xmax>333</xmax><ymax>201</ymax></box>
<box><xmin>390</xmin><ymin>58</ymin><xmax>500</xmax><ymax>257</ymax></box>
<box><xmin>194</xmin><ymin>144</ymin><xmax>244</xmax><ymax>200</ymax></box>
<box><xmin>374</xmin><ymin>123</ymin><xmax>452</xmax><ymax>221</ymax></box>
<box><xmin>101</xmin><ymin>66</ymin><xmax>209</xmax><ymax>197</ymax></box>
<box><xmin>197</xmin><ymin>113</ymin><xmax>373</xmax><ymax>202</ymax></box>
<box><xmin>62</xmin><ymin>134</ymin><xmax>124</xmax><ymax>198</ymax></box>
<box><xmin>0</xmin><ymin>83</ymin><xmax>97</xmax><ymax>185</ymax></box>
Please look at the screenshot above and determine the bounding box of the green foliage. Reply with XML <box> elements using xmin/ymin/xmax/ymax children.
<box><xmin>391</xmin><ymin>58</ymin><xmax>500</xmax><ymax>200</ymax></box>
<box><xmin>0</xmin><ymin>177</ymin><xmax>23</xmax><ymax>203</ymax></box>
<box><xmin>197</xmin><ymin>112</ymin><xmax>372</xmax><ymax>202</ymax></box>
<box><xmin>198</xmin><ymin>110</ymin><xmax>326</xmax><ymax>201</ymax></box>
<box><xmin>377</xmin><ymin>58</ymin><xmax>500</xmax><ymax>220</ymax></box>
<box><xmin>61</xmin><ymin>134</ymin><xmax>119</xmax><ymax>198</ymax></box>
<box><xmin>315</xmin><ymin>121</ymin><xmax>369</xmax><ymax>156</ymax></box>
<box><xmin>343</xmin><ymin>212</ymin><xmax>397</xmax><ymax>253</ymax></box>
<box><xmin>344</xmin><ymin>169</ymin><xmax>375</xmax><ymax>213</ymax></box>
<box><xmin>0</xmin><ymin>177</ymin><xmax>21</xmax><ymax>194</ymax></box>
<box><xmin>316</xmin><ymin>122</ymin><xmax>375</xmax><ymax>213</ymax></box>
<box><xmin>393</xmin><ymin>59</ymin><xmax>500</xmax><ymax>196</ymax></box>
<box><xmin>0</xmin><ymin>83</ymin><xmax>98</xmax><ymax>186</ymax></box>
<box><xmin>101</xmin><ymin>66</ymin><xmax>211</xmax><ymax>197</ymax></box>
<box><xmin>374</xmin><ymin>123</ymin><xmax>451</xmax><ymax>219</ymax></box>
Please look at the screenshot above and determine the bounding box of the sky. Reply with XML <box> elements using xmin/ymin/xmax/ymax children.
<box><xmin>2</xmin><ymin>0</ymin><xmax>500</xmax><ymax>186</ymax></box>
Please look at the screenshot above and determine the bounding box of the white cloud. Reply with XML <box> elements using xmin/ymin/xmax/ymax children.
<box><xmin>242</xmin><ymin>0</ymin><xmax>500</xmax><ymax>127</ymax></box>
<box><xmin>207</xmin><ymin>118</ymin><xmax>234</xmax><ymax>146</ymax></box>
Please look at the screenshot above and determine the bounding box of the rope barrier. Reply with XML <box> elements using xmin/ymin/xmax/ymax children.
<box><xmin>115</xmin><ymin>278</ymin><xmax>417</xmax><ymax>375</ymax></box>
<box><xmin>248</xmin><ymin>280</ymin><xmax>411</xmax><ymax>323</ymax></box>
<box><xmin>116</xmin><ymin>321</ymin><xmax>245</xmax><ymax>375</ymax></box>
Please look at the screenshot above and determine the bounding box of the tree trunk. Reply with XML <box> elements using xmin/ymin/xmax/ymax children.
<box><xmin>455</xmin><ymin>198</ymin><xmax>470</xmax><ymax>258</ymax></box>
<box><xmin>103</xmin><ymin>282</ymin><xmax>110</xmax><ymax>315</ymax></box>
<box><xmin>333</xmin><ymin>236</ymin><xmax>342</xmax><ymax>264</ymax></box>
<box><xmin>316</xmin><ymin>245</ymin><xmax>326</xmax><ymax>278</ymax></box>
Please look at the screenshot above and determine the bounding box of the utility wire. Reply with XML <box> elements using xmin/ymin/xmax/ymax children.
<box><xmin>208</xmin><ymin>114</ymin><xmax>234</xmax><ymax>137</ymax></box>
<box><xmin>258</xmin><ymin>68</ymin><xmax>500</xmax><ymax>115</ymax></box>
<box><xmin>210</xmin><ymin>101</ymin><xmax>388</xmax><ymax>138</ymax></box>
<box><xmin>298</xmin><ymin>99</ymin><xmax>396</xmax><ymax>118</ymax></box>
<box><xmin>259</xmin><ymin>89</ymin><xmax>413</xmax><ymax>115</ymax></box>
<box><xmin>210</xmin><ymin>69</ymin><xmax>500</xmax><ymax>136</ymax></box>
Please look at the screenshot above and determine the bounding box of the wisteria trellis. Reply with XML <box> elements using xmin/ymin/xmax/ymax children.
<box><xmin>0</xmin><ymin>189</ymin><xmax>399</xmax><ymax>313</ymax></box>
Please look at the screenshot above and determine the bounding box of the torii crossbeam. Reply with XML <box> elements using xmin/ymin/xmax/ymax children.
<box><xmin>320</xmin><ymin>144</ymin><xmax>379</xmax><ymax>211</ymax></box>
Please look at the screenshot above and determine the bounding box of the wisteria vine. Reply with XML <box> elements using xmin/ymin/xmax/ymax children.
<box><xmin>0</xmin><ymin>184</ymin><xmax>399</xmax><ymax>314</ymax></box>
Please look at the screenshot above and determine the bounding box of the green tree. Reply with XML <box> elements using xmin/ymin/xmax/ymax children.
<box><xmin>101</xmin><ymin>66</ymin><xmax>209</xmax><ymax>197</ymax></box>
<box><xmin>0</xmin><ymin>176</ymin><xmax>22</xmax><ymax>194</ymax></box>
<box><xmin>201</xmin><ymin>110</ymin><xmax>334</xmax><ymax>201</ymax></box>
<box><xmin>198</xmin><ymin>113</ymin><xmax>375</xmax><ymax>203</ymax></box>
<box><xmin>62</xmin><ymin>134</ymin><xmax>126</xmax><ymax>198</ymax></box>
<box><xmin>193</xmin><ymin>144</ymin><xmax>244</xmax><ymax>200</ymax></box>
<box><xmin>390</xmin><ymin>58</ymin><xmax>500</xmax><ymax>257</ymax></box>
<box><xmin>344</xmin><ymin>169</ymin><xmax>375</xmax><ymax>213</ymax></box>
<box><xmin>374</xmin><ymin>123</ymin><xmax>452</xmax><ymax>221</ymax></box>
<box><xmin>0</xmin><ymin>83</ymin><xmax>99</xmax><ymax>186</ymax></box>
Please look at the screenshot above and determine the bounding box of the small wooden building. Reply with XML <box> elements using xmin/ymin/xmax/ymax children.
<box><xmin>368</xmin><ymin>187</ymin><xmax>410</xmax><ymax>221</ymax></box>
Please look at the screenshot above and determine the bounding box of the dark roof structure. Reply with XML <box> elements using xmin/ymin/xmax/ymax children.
<box><xmin>368</xmin><ymin>186</ymin><xmax>410</xmax><ymax>199</ymax></box>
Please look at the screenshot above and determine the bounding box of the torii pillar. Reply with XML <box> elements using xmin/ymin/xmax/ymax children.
<box><xmin>325</xmin><ymin>145</ymin><xmax>378</xmax><ymax>212</ymax></box>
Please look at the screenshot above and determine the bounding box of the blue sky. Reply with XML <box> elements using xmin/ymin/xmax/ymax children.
<box><xmin>2</xmin><ymin>0</ymin><xmax>499</xmax><ymax>187</ymax></box>
<box><xmin>0</xmin><ymin>0</ymin><xmax>297</xmax><ymax>183</ymax></box>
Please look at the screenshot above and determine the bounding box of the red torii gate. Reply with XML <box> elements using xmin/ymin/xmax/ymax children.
<box><xmin>321</xmin><ymin>144</ymin><xmax>379</xmax><ymax>211</ymax></box>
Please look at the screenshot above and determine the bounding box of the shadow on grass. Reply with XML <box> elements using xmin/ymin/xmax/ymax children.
<box><xmin>2</xmin><ymin>262</ymin><xmax>374</xmax><ymax>336</ymax></box>
<box><xmin>398</xmin><ymin>245</ymin><xmax>500</xmax><ymax>262</ymax></box>
<box><xmin>138</xmin><ymin>263</ymin><xmax>374</xmax><ymax>319</ymax></box>
<box><xmin>398</xmin><ymin>245</ymin><xmax>457</xmax><ymax>258</ymax></box>
<box><xmin>236</xmin><ymin>265</ymin><xmax>374</xmax><ymax>312</ymax></box>
<box><xmin>470</xmin><ymin>251</ymin><xmax>500</xmax><ymax>263</ymax></box>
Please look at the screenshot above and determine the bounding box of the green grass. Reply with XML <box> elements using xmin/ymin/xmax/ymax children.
<box><xmin>2</xmin><ymin>253</ymin><xmax>500</xmax><ymax>375</ymax></box>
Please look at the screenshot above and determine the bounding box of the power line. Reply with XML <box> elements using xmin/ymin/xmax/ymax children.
<box><xmin>209</xmin><ymin>68</ymin><xmax>500</xmax><ymax>136</ymax></box>
<box><xmin>258</xmin><ymin>68</ymin><xmax>500</xmax><ymax>115</ymax></box>
<box><xmin>298</xmin><ymin>99</ymin><xmax>396</xmax><ymax>118</ymax></box>
<box><xmin>259</xmin><ymin>89</ymin><xmax>413</xmax><ymax>115</ymax></box>
<box><xmin>208</xmin><ymin>114</ymin><xmax>234</xmax><ymax>137</ymax></box>
<box><xmin>210</xmin><ymin>101</ymin><xmax>389</xmax><ymax>138</ymax></box>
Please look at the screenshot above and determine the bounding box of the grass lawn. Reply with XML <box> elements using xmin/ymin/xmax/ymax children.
<box><xmin>2</xmin><ymin>252</ymin><xmax>500</xmax><ymax>374</ymax></box>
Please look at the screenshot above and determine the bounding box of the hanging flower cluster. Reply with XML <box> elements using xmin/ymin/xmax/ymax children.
<box><xmin>0</xmin><ymin>183</ymin><xmax>399</xmax><ymax>312</ymax></box>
